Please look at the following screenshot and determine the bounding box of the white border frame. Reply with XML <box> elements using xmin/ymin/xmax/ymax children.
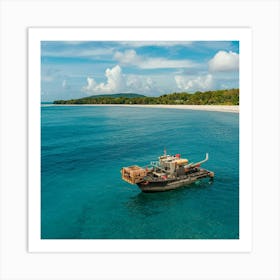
<box><xmin>28</xmin><ymin>27</ymin><xmax>252</xmax><ymax>253</ymax></box>
<box><xmin>1</xmin><ymin>1</ymin><xmax>280</xmax><ymax>279</ymax></box>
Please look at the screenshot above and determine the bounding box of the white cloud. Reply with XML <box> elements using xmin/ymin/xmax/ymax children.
<box><xmin>99</xmin><ymin>65</ymin><xmax>124</xmax><ymax>92</ymax></box>
<box><xmin>175</xmin><ymin>74</ymin><xmax>214</xmax><ymax>92</ymax></box>
<box><xmin>83</xmin><ymin>65</ymin><xmax>125</xmax><ymax>93</ymax></box>
<box><xmin>142</xmin><ymin>58</ymin><xmax>197</xmax><ymax>69</ymax></box>
<box><xmin>119</xmin><ymin>41</ymin><xmax>193</xmax><ymax>47</ymax></box>
<box><xmin>62</xmin><ymin>79</ymin><xmax>72</xmax><ymax>90</ymax></box>
<box><xmin>62</xmin><ymin>80</ymin><xmax>67</xmax><ymax>88</ymax></box>
<box><xmin>114</xmin><ymin>49</ymin><xmax>140</xmax><ymax>65</ymax></box>
<box><xmin>126</xmin><ymin>75</ymin><xmax>156</xmax><ymax>93</ymax></box>
<box><xmin>208</xmin><ymin>51</ymin><xmax>239</xmax><ymax>72</ymax></box>
<box><xmin>42</xmin><ymin>48</ymin><xmax>113</xmax><ymax>58</ymax></box>
<box><xmin>83</xmin><ymin>64</ymin><xmax>160</xmax><ymax>94</ymax></box>
<box><xmin>83</xmin><ymin>77</ymin><xmax>97</xmax><ymax>92</ymax></box>
<box><xmin>114</xmin><ymin>49</ymin><xmax>198</xmax><ymax>69</ymax></box>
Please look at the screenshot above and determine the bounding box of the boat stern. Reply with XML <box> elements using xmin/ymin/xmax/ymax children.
<box><xmin>121</xmin><ymin>165</ymin><xmax>147</xmax><ymax>184</ymax></box>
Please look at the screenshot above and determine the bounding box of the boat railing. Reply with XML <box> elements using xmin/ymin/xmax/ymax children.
<box><xmin>150</xmin><ymin>161</ymin><xmax>168</xmax><ymax>173</ymax></box>
<box><xmin>150</xmin><ymin>161</ymin><xmax>159</xmax><ymax>167</ymax></box>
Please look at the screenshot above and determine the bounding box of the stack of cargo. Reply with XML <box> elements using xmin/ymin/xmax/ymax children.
<box><xmin>121</xmin><ymin>165</ymin><xmax>147</xmax><ymax>184</ymax></box>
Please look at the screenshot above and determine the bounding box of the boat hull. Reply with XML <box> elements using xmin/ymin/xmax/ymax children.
<box><xmin>137</xmin><ymin>168</ymin><xmax>213</xmax><ymax>192</ymax></box>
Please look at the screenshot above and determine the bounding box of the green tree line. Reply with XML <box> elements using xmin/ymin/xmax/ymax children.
<box><xmin>53</xmin><ymin>89</ymin><xmax>239</xmax><ymax>105</ymax></box>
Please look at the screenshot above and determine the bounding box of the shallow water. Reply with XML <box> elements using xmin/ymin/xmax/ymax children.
<box><xmin>41</xmin><ymin>106</ymin><xmax>239</xmax><ymax>239</ymax></box>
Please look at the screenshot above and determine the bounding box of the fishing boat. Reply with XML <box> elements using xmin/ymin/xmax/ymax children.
<box><xmin>121</xmin><ymin>150</ymin><xmax>214</xmax><ymax>192</ymax></box>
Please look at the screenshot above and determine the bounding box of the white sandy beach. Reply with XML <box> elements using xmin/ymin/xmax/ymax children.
<box><xmin>51</xmin><ymin>104</ymin><xmax>239</xmax><ymax>113</ymax></box>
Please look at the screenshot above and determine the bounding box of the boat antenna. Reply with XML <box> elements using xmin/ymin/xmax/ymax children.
<box><xmin>164</xmin><ymin>147</ymin><xmax>167</xmax><ymax>156</ymax></box>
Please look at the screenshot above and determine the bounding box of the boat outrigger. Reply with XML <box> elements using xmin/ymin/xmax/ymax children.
<box><xmin>121</xmin><ymin>150</ymin><xmax>214</xmax><ymax>192</ymax></box>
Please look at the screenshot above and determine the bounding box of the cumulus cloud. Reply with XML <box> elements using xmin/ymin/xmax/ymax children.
<box><xmin>82</xmin><ymin>65</ymin><xmax>124</xmax><ymax>93</ymax></box>
<box><xmin>175</xmin><ymin>74</ymin><xmax>214</xmax><ymax>92</ymax></box>
<box><xmin>208</xmin><ymin>51</ymin><xmax>239</xmax><ymax>72</ymax></box>
<box><xmin>83</xmin><ymin>77</ymin><xmax>97</xmax><ymax>92</ymax></box>
<box><xmin>82</xmin><ymin>65</ymin><xmax>157</xmax><ymax>94</ymax></box>
<box><xmin>114</xmin><ymin>49</ymin><xmax>198</xmax><ymax>69</ymax></box>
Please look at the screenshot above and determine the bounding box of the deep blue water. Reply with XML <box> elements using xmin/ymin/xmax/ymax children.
<box><xmin>41</xmin><ymin>105</ymin><xmax>239</xmax><ymax>239</ymax></box>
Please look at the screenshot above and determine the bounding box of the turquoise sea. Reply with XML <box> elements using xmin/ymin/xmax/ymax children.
<box><xmin>41</xmin><ymin>105</ymin><xmax>239</xmax><ymax>239</ymax></box>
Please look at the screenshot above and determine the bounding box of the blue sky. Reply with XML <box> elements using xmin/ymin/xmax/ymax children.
<box><xmin>41</xmin><ymin>41</ymin><xmax>239</xmax><ymax>101</ymax></box>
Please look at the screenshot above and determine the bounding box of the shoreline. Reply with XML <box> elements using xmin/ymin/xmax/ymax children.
<box><xmin>44</xmin><ymin>104</ymin><xmax>239</xmax><ymax>113</ymax></box>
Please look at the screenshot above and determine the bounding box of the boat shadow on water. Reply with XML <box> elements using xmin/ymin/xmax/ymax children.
<box><xmin>124</xmin><ymin>180</ymin><xmax>213</xmax><ymax>217</ymax></box>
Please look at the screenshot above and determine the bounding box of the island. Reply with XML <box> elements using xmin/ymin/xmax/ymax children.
<box><xmin>53</xmin><ymin>89</ymin><xmax>239</xmax><ymax>106</ymax></box>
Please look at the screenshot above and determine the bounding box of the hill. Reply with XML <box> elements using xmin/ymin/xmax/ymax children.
<box><xmin>54</xmin><ymin>93</ymin><xmax>146</xmax><ymax>104</ymax></box>
<box><xmin>53</xmin><ymin>89</ymin><xmax>239</xmax><ymax>105</ymax></box>
<box><xmin>87</xmin><ymin>93</ymin><xmax>146</xmax><ymax>98</ymax></box>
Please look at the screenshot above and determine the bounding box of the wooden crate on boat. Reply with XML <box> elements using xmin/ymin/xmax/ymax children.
<box><xmin>121</xmin><ymin>165</ymin><xmax>147</xmax><ymax>184</ymax></box>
